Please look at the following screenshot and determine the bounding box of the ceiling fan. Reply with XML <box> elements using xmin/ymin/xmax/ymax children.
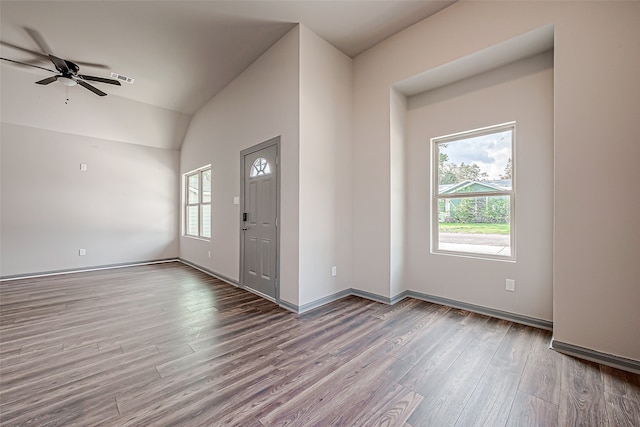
<box><xmin>1</xmin><ymin>28</ymin><xmax>121</xmax><ymax>97</ymax></box>
<box><xmin>1</xmin><ymin>55</ymin><xmax>121</xmax><ymax>97</ymax></box>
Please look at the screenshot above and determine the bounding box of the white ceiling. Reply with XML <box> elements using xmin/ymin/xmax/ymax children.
<box><xmin>0</xmin><ymin>1</ymin><xmax>455</xmax><ymax>115</ymax></box>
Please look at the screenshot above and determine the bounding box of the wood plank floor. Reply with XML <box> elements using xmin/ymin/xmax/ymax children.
<box><xmin>1</xmin><ymin>262</ymin><xmax>639</xmax><ymax>426</ymax></box>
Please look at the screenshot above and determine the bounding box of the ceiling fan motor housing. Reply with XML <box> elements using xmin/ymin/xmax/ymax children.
<box><xmin>64</xmin><ymin>60</ymin><xmax>79</xmax><ymax>75</ymax></box>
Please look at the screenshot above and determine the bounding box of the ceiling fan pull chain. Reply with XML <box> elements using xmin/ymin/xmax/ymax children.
<box><xmin>65</xmin><ymin>85</ymin><xmax>70</xmax><ymax>105</ymax></box>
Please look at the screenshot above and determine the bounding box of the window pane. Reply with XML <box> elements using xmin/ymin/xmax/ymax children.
<box><xmin>186</xmin><ymin>206</ymin><xmax>198</xmax><ymax>236</ymax></box>
<box><xmin>202</xmin><ymin>169</ymin><xmax>211</xmax><ymax>203</ymax></box>
<box><xmin>201</xmin><ymin>204</ymin><xmax>211</xmax><ymax>238</ymax></box>
<box><xmin>437</xmin><ymin>195</ymin><xmax>511</xmax><ymax>256</ymax></box>
<box><xmin>187</xmin><ymin>174</ymin><xmax>199</xmax><ymax>204</ymax></box>
<box><xmin>437</xmin><ymin>129</ymin><xmax>512</xmax><ymax>195</ymax></box>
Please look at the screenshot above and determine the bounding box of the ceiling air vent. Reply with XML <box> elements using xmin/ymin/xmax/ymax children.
<box><xmin>110</xmin><ymin>72</ymin><xmax>135</xmax><ymax>84</ymax></box>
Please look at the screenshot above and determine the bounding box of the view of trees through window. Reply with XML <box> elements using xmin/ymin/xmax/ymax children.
<box><xmin>433</xmin><ymin>123</ymin><xmax>514</xmax><ymax>258</ymax></box>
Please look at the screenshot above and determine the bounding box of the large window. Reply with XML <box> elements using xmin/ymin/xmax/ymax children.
<box><xmin>184</xmin><ymin>166</ymin><xmax>211</xmax><ymax>239</ymax></box>
<box><xmin>432</xmin><ymin>122</ymin><xmax>515</xmax><ymax>260</ymax></box>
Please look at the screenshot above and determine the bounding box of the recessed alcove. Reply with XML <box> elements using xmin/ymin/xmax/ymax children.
<box><xmin>389</xmin><ymin>24</ymin><xmax>555</xmax><ymax>323</ymax></box>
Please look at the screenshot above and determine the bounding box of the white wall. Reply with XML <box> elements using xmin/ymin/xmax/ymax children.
<box><xmin>0</xmin><ymin>123</ymin><xmax>179</xmax><ymax>277</ymax></box>
<box><xmin>352</xmin><ymin>1</ymin><xmax>640</xmax><ymax>361</ymax></box>
<box><xmin>179</xmin><ymin>27</ymin><xmax>301</xmax><ymax>305</ymax></box>
<box><xmin>551</xmin><ymin>3</ymin><xmax>640</xmax><ymax>361</ymax></box>
<box><xmin>405</xmin><ymin>51</ymin><xmax>554</xmax><ymax>321</ymax></box>
<box><xmin>390</xmin><ymin>89</ymin><xmax>408</xmax><ymax>298</ymax></box>
<box><xmin>2</xmin><ymin>1</ymin><xmax>637</xmax><ymax>364</ymax></box>
<box><xmin>1</xmin><ymin>60</ymin><xmax>185</xmax><ymax>278</ymax></box>
<box><xmin>352</xmin><ymin>59</ymin><xmax>392</xmax><ymax>298</ymax></box>
<box><xmin>180</xmin><ymin>25</ymin><xmax>354</xmax><ymax>309</ymax></box>
<box><xmin>298</xmin><ymin>25</ymin><xmax>353</xmax><ymax>306</ymax></box>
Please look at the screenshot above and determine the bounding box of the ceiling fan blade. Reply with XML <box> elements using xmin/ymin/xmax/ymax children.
<box><xmin>1</xmin><ymin>56</ymin><xmax>57</xmax><ymax>73</ymax></box>
<box><xmin>70</xmin><ymin>60</ymin><xmax>110</xmax><ymax>70</ymax></box>
<box><xmin>35</xmin><ymin>76</ymin><xmax>59</xmax><ymax>85</ymax></box>
<box><xmin>0</xmin><ymin>40</ymin><xmax>50</xmax><ymax>61</ymax></box>
<box><xmin>78</xmin><ymin>75</ymin><xmax>121</xmax><ymax>86</ymax></box>
<box><xmin>48</xmin><ymin>54</ymin><xmax>69</xmax><ymax>74</ymax></box>
<box><xmin>24</xmin><ymin>27</ymin><xmax>53</xmax><ymax>55</ymax></box>
<box><xmin>77</xmin><ymin>80</ymin><xmax>107</xmax><ymax>96</ymax></box>
<box><xmin>4</xmin><ymin>30</ymin><xmax>109</xmax><ymax>71</ymax></box>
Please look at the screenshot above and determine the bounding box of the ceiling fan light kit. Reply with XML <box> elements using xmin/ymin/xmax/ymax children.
<box><xmin>58</xmin><ymin>77</ymin><xmax>77</xmax><ymax>87</ymax></box>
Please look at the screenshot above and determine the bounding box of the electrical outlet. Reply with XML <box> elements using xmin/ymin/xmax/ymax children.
<box><xmin>79</xmin><ymin>249</ymin><xmax>86</xmax><ymax>256</ymax></box>
<box><xmin>208</xmin><ymin>251</ymin><xmax>211</xmax><ymax>258</ymax></box>
<box><xmin>331</xmin><ymin>266</ymin><xmax>337</xmax><ymax>277</ymax></box>
<box><xmin>506</xmin><ymin>279</ymin><xmax>515</xmax><ymax>292</ymax></box>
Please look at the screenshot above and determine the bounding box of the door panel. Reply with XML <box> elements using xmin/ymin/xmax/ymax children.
<box><xmin>241</xmin><ymin>143</ymin><xmax>278</xmax><ymax>300</ymax></box>
<box><xmin>247</xmin><ymin>237</ymin><xmax>258</xmax><ymax>276</ymax></box>
<box><xmin>260</xmin><ymin>238</ymin><xmax>272</xmax><ymax>279</ymax></box>
<box><xmin>249</xmin><ymin>181</ymin><xmax>258</xmax><ymax>225</ymax></box>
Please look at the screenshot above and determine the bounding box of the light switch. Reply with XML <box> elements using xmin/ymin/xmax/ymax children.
<box><xmin>80</xmin><ymin>163</ymin><xmax>87</xmax><ymax>171</ymax></box>
<box><xmin>233</xmin><ymin>197</ymin><xmax>239</xmax><ymax>205</ymax></box>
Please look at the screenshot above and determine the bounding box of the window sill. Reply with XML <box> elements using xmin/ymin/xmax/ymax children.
<box><xmin>431</xmin><ymin>249</ymin><xmax>516</xmax><ymax>263</ymax></box>
<box><xmin>182</xmin><ymin>235</ymin><xmax>211</xmax><ymax>242</ymax></box>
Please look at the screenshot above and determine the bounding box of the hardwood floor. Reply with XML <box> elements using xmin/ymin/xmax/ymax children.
<box><xmin>1</xmin><ymin>262</ymin><xmax>638</xmax><ymax>426</ymax></box>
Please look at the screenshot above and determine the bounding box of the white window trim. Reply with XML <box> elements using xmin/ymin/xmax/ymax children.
<box><xmin>431</xmin><ymin>122</ymin><xmax>516</xmax><ymax>262</ymax></box>
<box><xmin>184</xmin><ymin>165</ymin><xmax>211</xmax><ymax>240</ymax></box>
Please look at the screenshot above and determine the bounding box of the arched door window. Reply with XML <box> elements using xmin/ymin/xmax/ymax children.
<box><xmin>249</xmin><ymin>157</ymin><xmax>271</xmax><ymax>177</ymax></box>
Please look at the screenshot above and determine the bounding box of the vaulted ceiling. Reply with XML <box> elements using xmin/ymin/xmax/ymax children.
<box><xmin>1</xmin><ymin>1</ymin><xmax>455</xmax><ymax>115</ymax></box>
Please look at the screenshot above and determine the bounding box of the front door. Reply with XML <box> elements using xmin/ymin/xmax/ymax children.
<box><xmin>240</xmin><ymin>140</ymin><xmax>278</xmax><ymax>300</ymax></box>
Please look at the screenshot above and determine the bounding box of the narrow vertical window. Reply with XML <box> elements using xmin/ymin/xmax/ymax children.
<box><xmin>432</xmin><ymin>123</ymin><xmax>515</xmax><ymax>260</ymax></box>
<box><xmin>184</xmin><ymin>165</ymin><xmax>211</xmax><ymax>239</ymax></box>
